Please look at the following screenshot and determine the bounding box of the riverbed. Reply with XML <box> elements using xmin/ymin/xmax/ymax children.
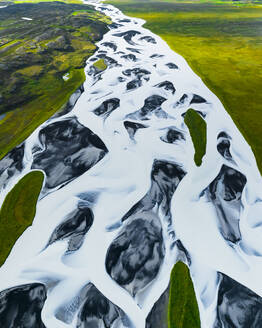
<box><xmin>0</xmin><ymin>0</ymin><xmax>262</xmax><ymax>327</ymax></box>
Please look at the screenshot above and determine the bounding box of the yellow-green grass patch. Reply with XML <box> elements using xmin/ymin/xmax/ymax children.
<box><xmin>93</xmin><ymin>58</ymin><xmax>107</xmax><ymax>71</ymax></box>
<box><xmin>17</xmin><ymin>65</ymin><xmax>43</xmax><ymax>77</ymax></box>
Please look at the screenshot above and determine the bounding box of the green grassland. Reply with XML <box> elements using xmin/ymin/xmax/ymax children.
<box><xmin>93</xmin><ymin>58</ymin><xmax>108</xmax><ymax>71</ymax></box>
<box><xmin>109</xmin><ymin>0</ymin><xmax>262</xmax><ymax>174</ymax></box>
<box><xmin>0</xmin><ymin>1</ymin><xmax>110</xmax><ymax>160</ymax></box>
<box><xmin>14</xmin><ymin>0</ymin><xmax>84</xmax><ymax>3</ymax></box>
<box><xmin>185</xmin><ymin>109</ymin><xmax>207</xmax><ymax>166</ymax></box>
<box><xmin>0</xmin><ymin>171</ymin><xmax>44</xmax><ymax>265</ymax></box>
<box><xmin>168</xmin><ymin>262</ymin><xmax>200</xmax><ymax>328</ymax></box>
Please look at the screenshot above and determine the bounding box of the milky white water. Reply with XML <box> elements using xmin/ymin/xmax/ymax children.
<box><xmin>21</xmin><ymin>17</ymin><xmax>33</xmax><ymax>21</ymax></box>
<box><xmin>0</xmin><ymin>1</ymin><xmax>262</xmax><ymax>327</ymax></box>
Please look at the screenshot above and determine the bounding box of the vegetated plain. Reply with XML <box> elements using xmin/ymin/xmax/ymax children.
<box><xmin>0</xmin><ymin>170</ymin><xmax>44</xmax><ymax>265</ymax></box>
<box><xmin>184</xmin><ymin>109</ymin><xmax>207</xmax><ymax>166</ymax></box>
<box><xmin>169</xmin><ymin>262</ymin><xmax>200</xmax><ymax>328</ymax></box>
<box><xmin>0</xmin><ymin>0</ymin><xmax>110</xmax><ymax>160</ymax></box>
<box><xmin>108</xmin><ymin>0</ymin><xmax>262</xmax><ymax>174</ymax></box>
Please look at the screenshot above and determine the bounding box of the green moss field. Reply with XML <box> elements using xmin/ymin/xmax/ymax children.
<box><xmin>0</xmin><ymin>171</ymin><xmax>44</xmax><ymax>266</ymax></box>
<box><xmin>0</xmin><ymin>0</ymin><xmax>111</xmax><ymax>160</ymax></box>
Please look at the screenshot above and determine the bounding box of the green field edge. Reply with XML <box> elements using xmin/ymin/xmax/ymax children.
<box><xmin>0</xmin><ymin>68</ymin><xmax>86</xmax><ymax>160</ymax></box>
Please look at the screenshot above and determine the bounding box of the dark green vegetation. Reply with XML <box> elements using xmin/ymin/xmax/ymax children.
<box><xmin>0</xmin><ymin>1</ymin><xmax>110</xmax><ymax>159</ymax></box>
<box><xmin>0</xmin><ymin>170</ymin><xmax>44</xmax><ymax>266</ymax></box>
<box><xmin>184</xmin><ymin>109</ymin><xmax>207</xmax><ymax>166</ymax></box>
<box><xmin>108</xmin><ymin>0</ymin><xmax>262</xmax><ymax>174</ymax></box>
<box><xmin>14</xmin><ymin>0</ymin><xmax>84</xmax><ymax>3</ymax></box>
<box><xmin>168</xmin><ymin>261</ymin><xmax>200</xmax><ymax>328</ymax></box>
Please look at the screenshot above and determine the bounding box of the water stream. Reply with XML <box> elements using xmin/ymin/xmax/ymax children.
<box><xmin>1</xmin><ymin>1</ymin><xmax>262</xmax><ymax>327</ymax></box>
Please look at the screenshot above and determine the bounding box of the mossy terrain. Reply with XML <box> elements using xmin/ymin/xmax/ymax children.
<box><xmin>168</xmin><ymin>261</ymin><xmax>200</xmax><ymax>328</ymax></box>
<box><xmin>0</xmin><ymin>170</ymin><xmax>44</xmax><ymax>266</ymax></box>
<box><xmin>93</xmin><ymin>58</ymin><xmax>108</xmax><ymax>71</ymax></box>
<box><xmin>0</xmin><ymin>1</ymin><xmax>110</xmax><ymax>160</ymax></box>
<box><xmin>184</xmin><ymin>109</ymin><xmax>207</xmax><ymax>166</ymax></box>
<box><xmin>108</xmin><ymin>0</ymin><xmax>262</xmax><ymax>174</ymax></box>
<box><xmin>14</xmin><ymin>0</ymin><xmax>84</xmax><ymax>3</ymax></box>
